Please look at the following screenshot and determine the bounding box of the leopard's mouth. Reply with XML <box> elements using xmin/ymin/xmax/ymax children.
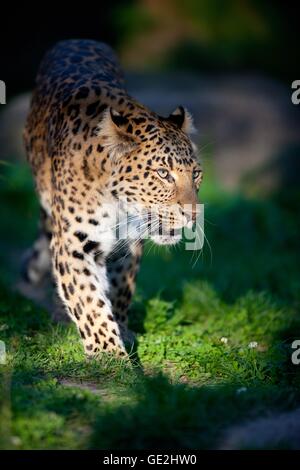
<box><xmin>150</xmin><ymin>232</ymin><xmax>182</xmax><ymax>246</ymax></box>
<box><xmin>125</xmin><ymin>221</ymin><xmax>183</xmax><ymax>245</ymax></box>
<box><xmin>117</xmin><ymin>204</ymin><xmax>186</xmax><ymax>244</ymax></box>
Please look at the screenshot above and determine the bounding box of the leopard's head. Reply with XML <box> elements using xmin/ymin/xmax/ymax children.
<box><xmin>100</xmin><ymin>105</ymin><xmax>203</xmax><ymax>245</ymax></box>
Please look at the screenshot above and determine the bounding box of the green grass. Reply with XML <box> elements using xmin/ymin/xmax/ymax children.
<box><xmin>0</xmin><ymin>162</ymin><xmax>300</xmax><ymax>449</ymax></box>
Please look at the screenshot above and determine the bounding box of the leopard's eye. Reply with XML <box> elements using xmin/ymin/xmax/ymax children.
<box><xmin>193</xmin><ymin>169</ymin><xmax>202</xmax><ymax>180</ymax></box>
<box><xmin>156</xmin><ymin>168</ymin><xmax>170</xmax><ymax>179</ymax></box>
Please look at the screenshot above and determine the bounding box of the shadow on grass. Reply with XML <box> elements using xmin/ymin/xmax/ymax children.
<box><xmin>1</xmin><ymin>277</ymin><xmax>299</xmax><ymax>449</ymax></box>
<box><xmin>2</xmin><ymin>362</ymin><xmax>299</xmax><ymax>449</ymax></box>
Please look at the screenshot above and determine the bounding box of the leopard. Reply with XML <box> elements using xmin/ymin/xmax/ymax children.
<box><xmin>23</xmin><ymin>39</ymin><xmax>203</xmax><ymax>358</ymax></box>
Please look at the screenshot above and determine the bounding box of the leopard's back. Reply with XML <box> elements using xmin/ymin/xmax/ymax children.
<box><xmin>24</xmin><ymin>39</ymin><xmax>128</xmax><ymax>211</ymax></box>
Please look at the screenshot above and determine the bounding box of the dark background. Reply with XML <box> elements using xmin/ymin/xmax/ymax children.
<box><xmin>0</xmin><ymin>1</ymin><xmax>299</xmax><ymax>98</ymax></box>
<box><xmin>1</xmin><ymin>0</ymin><xmax>299</xmax><ymax>191</ymax></box>
<box><xmin>0</xmin><ymin>1</ymin><xmax>128</xmax><ymax>96</ymax></box>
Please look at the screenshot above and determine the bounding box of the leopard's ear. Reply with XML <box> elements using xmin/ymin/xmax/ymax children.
<box><xmin>98</xmin><ymin>108</ymin><xmax>138</xmax><ymax>160</ymax></box>
<box><xmin>168</xmin><ymin>106</ymin><xmax>196</xmax><ymax>135</ymax></box>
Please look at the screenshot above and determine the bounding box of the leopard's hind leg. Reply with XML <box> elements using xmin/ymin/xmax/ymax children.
<box><xmin>21</xmin><ymin>207</ymin><xmax>52</xmax><ymax>286</ymax></box>
<box><xmin>19</xmin><ymin>206</ymin><xmax>69</xmax><ymax>322</ymax></box>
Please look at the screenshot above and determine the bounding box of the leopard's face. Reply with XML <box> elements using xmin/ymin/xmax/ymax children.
<box><xmin>101</xmin><ymin>106</ymin><xmax>202</xmax><ymax>245</ymax></box>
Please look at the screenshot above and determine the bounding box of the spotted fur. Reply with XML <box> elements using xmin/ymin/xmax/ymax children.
<box><xmin>23</xmin><ymin>39</ymin><xmax>202</xmax><ymax>357</ymax></box>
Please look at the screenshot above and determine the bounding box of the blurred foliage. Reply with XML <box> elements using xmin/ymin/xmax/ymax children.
<box><xmin>113</xmin><ymin>0</ymin><xmax>298</xmax><ymax>81</ymax></box>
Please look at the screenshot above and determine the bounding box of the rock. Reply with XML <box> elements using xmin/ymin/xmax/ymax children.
<box><xmin>220</xmin><ymin>406</ymin><xmax>300</xmax><ymax>449</ymax></box>
<box><xmin>0</xmin><ymin>93</ymin><xmax>30</xmax><ymax>162</ymax></box>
